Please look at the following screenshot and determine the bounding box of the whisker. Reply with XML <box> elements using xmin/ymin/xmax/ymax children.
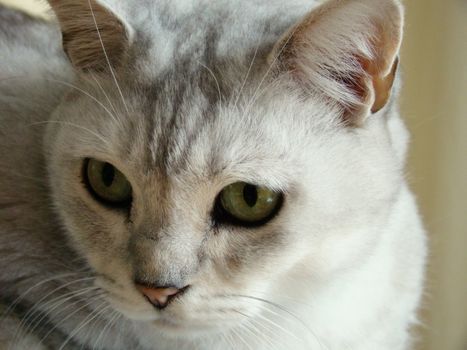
<box><xmin>238</xmin><ymin>77</ymin><xmax>281</xmax><ymax>126</ymax></box>
<box><xmin>13</xmin><ymin>277</ymin><xmax>95</xmax><ymax>329</ymax></box>
<box><xmin>33</xmin><ymin>293</ymin><xmax>107</xmax><ymax>350</ymax></box>
<box><xmin>233</xmin><ymin>309</ymin><xmax>278</xmax><ymax>349</ymax></box>
<box><xmin>92</xmin><ymin>310</ymin><xmax>120</xmax><ymax>350</ymax></box>
<box><xmin>87</xmin><ymin>0</ymin><xmax>131</xmax><ymax>116</ymax></box>
<box><xmin>27</xmin><ymin>120</ymin><xmax>110</xmax><ymax>147</ymax></box>
<box><xmin>248</xmin><ymin>289</ymin><xmax>316</xmax><ymax>308</ymax></box>
<box><xmin>44</xmin><ymin>77</ymin><xmax>119</xmax><ymax>123</ymax></box>
<box><xmin>0</xmin><ymin>75</ymin><xmax>119</xmax><ymax>125</ymax></box>
<box><xmin>198</xmin><ymin>61</ymin><xmax>222</xmax><ymax>103</ymax></box>
<box><xmin>0</xmin><ymin>169</ymin><xmax>47</xmax><ymax>186</ymax></box>
<box><xmin>88</xmin><ymin>72</ymin><xmax>121</xmax><ymax>125</ymax></box>
<box><xmin>24</xmin><ymin>287</ymin><xmax>101</xmax><ymax>342</ymax></box>
<box><xmin>9</xmin><ymin>277</ymin><xmax>96</xmax><ymax>348</ymax></box>
<box><xmin>244</xmin><ymin>25</ymin><xmax>298</xmax><ymax>113</ymax></box>
<box><xmin>218</xmin><ymin>330</ymin><xmax>236</xmax><ymax>350</ymax></box>
<box><xmin>250</xmin><ymin>306</ymin><xmax>302</xmax><ymax>342</ymax></box>
<box><xmin>229</xmin><ymin>325</ymin><xmax>255</xmax><ymax>350</ymax></box>
<box><xmin>57</xmin><ymin>300</ymin><xmax>111</xmax><ymax>350</ymax></box>
<box><xmin>0</xmin><ymin>272</ymin><xmax>81</xmax><ymax>326</ymax></box>
<box><xmin>231</xmin><ymin>294</ymin><xmax>309</xmax><ymax>333</ymax></box>
<box><xmin>233</xmin><ymin>31</ymin><xmax>263</xmax><ymax>108</ymax></box>
<box><xmin>225</xmin><ymin>294</ymin><xmax>326</xmax><ymax>350</ymax></box>
<box><xmin>240</xmin><ymin>319</ymin><xmax>270</xmax><ymax>349</ymax></box>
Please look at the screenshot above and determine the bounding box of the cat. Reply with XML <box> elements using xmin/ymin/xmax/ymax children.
<box><xmin>0</xmin><ymin>0</ymin><xmax>427</xmax><ymax>349</ymax></box>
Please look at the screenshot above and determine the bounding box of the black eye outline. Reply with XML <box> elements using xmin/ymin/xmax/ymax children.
<box><xmin>82</xmin><ymin>158</ymin><xmax>133</xmax><ymax>209</ymax></box>
<box><xmin>212</xmin><ymin>183</ymin><xmax>284</xmax><ymax>228</ymax></box>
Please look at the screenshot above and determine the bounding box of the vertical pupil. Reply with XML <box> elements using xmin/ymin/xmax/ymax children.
<box><xmin>243</xmin><ymin>184</ymin><xmax>258</xmax><ymax>207</ymax></box>
<box><xmin>101</xmin><ymin>163</ymin><xmax>115</xmax><ymax>187</ymax></box>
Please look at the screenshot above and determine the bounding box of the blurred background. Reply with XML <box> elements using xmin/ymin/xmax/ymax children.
<box><xmin>1</xmin><ymin>0</ymin><xmax>466</xmax><ymax>349</ymax></box>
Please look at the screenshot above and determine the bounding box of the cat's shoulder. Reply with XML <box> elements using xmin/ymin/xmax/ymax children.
<box><xmin>0</xmin><ymin>6</ymin><xmax>73</xmax><ymax>182</ymax></box>
<box><xmin>0</xmin><ymin>5</ymin><xmax>58</xmax><ymax>57</ymax></box>
<box><xmin>0</xmin><ymin>5</ymin><xmax>72</xmax><ymax>89</ymax></box>
<box><xmin>0</xmin><ymin>5</ymin><xmax>73</xmax><ymax>125</ymax></box>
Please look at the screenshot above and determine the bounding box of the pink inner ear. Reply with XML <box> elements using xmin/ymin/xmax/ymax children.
<box><xmin>329</xmin><ymin>55</ymin><xmax>372</xmax><ymax>125</ymax></box>
<box><xmin>370</xmin><ymin>57</ymin><xmax>399</xmax><ymax>113</ymax></box>
<box><xmin>365</xmin><ymin>23</ymin><xmax>402</xmax><ymax>114</ymax></box>
<box><xmin>270</xmin><ymin>0</ymin><xmax>403</xmax><ymax>126</ymax></box>
<box><xmin>340</xmin><ymin>50</ymin><xmax>399</xmax><ymax>121</ymax></box>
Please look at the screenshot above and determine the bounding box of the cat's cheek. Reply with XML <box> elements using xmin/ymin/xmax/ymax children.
<box><xmin>51</xmin><ymin>178</ymin><xmax>136</xmax><ymax>283</ymax></box>
<box><xmin>57</xmin><ymin>203</ymin><xmax>125</xmax><ymax>256</ymax></box>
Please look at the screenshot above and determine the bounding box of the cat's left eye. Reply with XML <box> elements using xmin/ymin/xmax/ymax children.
<box><xmin>84</xmin><ymin>159</ymin><xmax>132</xmax><ymax>207</ymax></box>
<box><xmin>214</xmin><ymin>182</ymin><xmax>283</xmax><ymax>226</ymax></box>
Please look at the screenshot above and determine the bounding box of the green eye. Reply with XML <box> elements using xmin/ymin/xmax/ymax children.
<box><xmin>85</xmin><ymin>159</ymin><xmax>132</xmax><ymax>206</ymax></box>
<box><xmin>217</xmin><ymin>182</ymin><xmax>282</xmax><ymax>225</ymax></box>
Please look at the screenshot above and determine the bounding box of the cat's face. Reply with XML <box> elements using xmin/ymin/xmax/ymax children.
<box><xmin>45</xmin><ymin>0</ymin><xmax>403</xmax><ymax>339</ymax></box>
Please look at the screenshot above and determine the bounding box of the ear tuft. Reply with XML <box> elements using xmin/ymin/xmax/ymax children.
<box><xmin>48</xmin><ymin>0</ymin><xmax>129</xmax><ymax>72</ymax></box>
<box><xmin>272</xmin><ymin>0</ymin><xmax>404</xmax><ymax>126</ymax></box>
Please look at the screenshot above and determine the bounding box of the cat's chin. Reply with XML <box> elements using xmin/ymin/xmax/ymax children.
<box><xmin>143</xmin><ymin>317</ymin><xmax>238</xmax><ymax>338</ymax></box>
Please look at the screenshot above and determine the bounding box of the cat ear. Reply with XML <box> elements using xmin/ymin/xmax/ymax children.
<box><xmin>47</xmin><ymin>0</ymin><xmax>131</xmax><ymax>72</ymax></box>
<box><xmin>271</xmin><ymin>0</ymin><xmax>403</xmax><ymax>126</ymax></box>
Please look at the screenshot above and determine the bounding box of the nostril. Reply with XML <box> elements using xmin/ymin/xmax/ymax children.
<box><xmin>135</xmin><ymin>283</ymin><xmax>189</xmax><ymax>310</ymax></box>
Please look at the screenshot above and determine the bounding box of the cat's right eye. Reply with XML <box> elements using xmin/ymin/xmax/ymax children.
<box><xmin>83</xmin><ymin>159</ymin><xmax>132</xmax><ymax>207</ymax></box>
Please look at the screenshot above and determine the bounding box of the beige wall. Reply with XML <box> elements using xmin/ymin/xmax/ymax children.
<box><xmin>0</xmin><ymin>0</ymin><xmax>49</xmax><ymax>17</ymax></box>
<box><xmin>402</xmin><ymin>0</ymin><xmax>467</xmax><ymax>349</ymax></box>
<box><xmin>1</xmin><ymin>0</ymin><xmax>466</xmax><ymax>349</ymax></box>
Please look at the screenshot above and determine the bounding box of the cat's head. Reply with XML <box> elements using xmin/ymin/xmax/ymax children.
<box><xmin>45</xmin><ymin>0</ymin><xmax>404</xmax><ymax>338</ymax></box>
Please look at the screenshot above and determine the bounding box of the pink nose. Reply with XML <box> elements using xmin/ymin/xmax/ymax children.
<box><xmin>135</xmin><ymin>284</ymin><xmax>181</xmax><ymax>309</ymax></box>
